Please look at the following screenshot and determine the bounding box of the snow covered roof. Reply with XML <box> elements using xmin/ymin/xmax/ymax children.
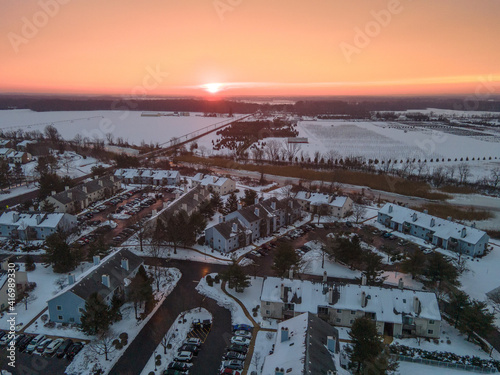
<box><xmin>16</xmin><ymin>140</ymin><xmax>35</xmax><ymax>147</ymax></box>
<box><xmin>295</xmin><ymin>191</ymin><xmax>349</xmax><ymax>208</ymax></box>
<box><xmin>261</xmin><ymin>312</ymin><xmax>337</xmax><ymax>375</ymax></box>
<box><xmin>114</xmin><ymin>168</ymin><xmax>179</xmax><ymax>180</ymax></box>
<box><xmin>261</xmin><ymin>277</ymin><xmax>441</xmax><ymax>323</ymax></box>
<box><xmin>191</xmin><ymin>173</ymin><xmax>231</xmax><ymax>187</ymax></box>
<box><xmin>379</xmin><ymin>204</ymin><xmax>488</xmax><ymax>245</ymax></box>
<box><xmin>0</xmin><ymin>148</ymin><xmax>13</xmax><ymax>156</ymax></box>
<box><xmin>0</xmin><ymin>211</ymin><xmax>67</xmax><ymax>229</ymax></box>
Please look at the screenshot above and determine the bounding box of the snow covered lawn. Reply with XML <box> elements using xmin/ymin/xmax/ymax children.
<box><xmin>248</xmin><ymin>331</ymin><xmax>276</xmax><ymax>374</ymax></box>
<box><xmin>140</xmin><ymin>307</ymin><xmax>213</xmax><ymax>375</ymax></box>
<box><xmin>127</xmin><ymin>244</ymin><xmax>232</xmax><ymax>265</ymax></box>
<box><xmin>65</xmin><ymin>267</ymin><xmax>181</xmax><ymax>375</ymax></box>
<box><xmin>196</xmin><ymin>274</ymin><xmax>252</xmax><ymax>326</ymax></box>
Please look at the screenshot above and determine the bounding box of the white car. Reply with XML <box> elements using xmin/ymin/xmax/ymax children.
<box><xmin>43</xmin><ymin>338</ymin><xmax>64</xmax><ymax>356</ymax></box>
<box><xmin>250</xmin><ymin>251</ymin><xmax>261</xmax><ymax>257</ymax></box>
<box><xmin>184</xmin><ymin>337</ymin><xmax>202</xmax><ymax>347</ymax></box>
<box><xmin>230</xmin><ymin>336</ymin><xmax>251</xmax><ymax>346</ymax></box>
<box><xmin>26</xmin><ymin>334</ymin><xmax>46</xmax><ymax>353</ymax></box>
<box><xmin>233</xmin><ymin>330</ymin><xmax>251</xmax><ymax>339</ymax></box>
<box><xmin>174</xmin><ymin>351</ymin><xmax>193</xmax><ymax>362</ymax></box>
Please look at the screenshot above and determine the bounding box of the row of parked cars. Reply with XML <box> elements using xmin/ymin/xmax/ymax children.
<box><xmin>0</xmin><ymin>331</ymin><xmax>83</xmax><ymax>360</ymax></box>
<box><xmin>163</xmin><ymin>337</ymin><xmax>203</xmax><ymax>375</ymax></box>
<box><xmin>116</xmin><ymin>195</ymin><xmax>156</xmax><ymax>216</ymax></box>
<box><xmin>110</xmin><ymin>218</ymin><xmax>147</xmax><ymax>246</ymax></box>
<box><xmin>219</xmin><ymin>324</ymin><xmax>253</xmax><ymax>374</ymax></box>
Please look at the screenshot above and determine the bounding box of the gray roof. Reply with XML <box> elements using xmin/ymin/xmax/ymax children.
<box><xmin>50</xmin><ymin>176</ymin><xmax>120</xmax><ymax>205</ymax></box>
<box><xmin>69</xmin><ymin>249</ymin><xmax>143</xmax><ymax>301</ymax></box>
<box><xmin>305</xmin><ymin>312</ymin><xmax>338</xmax><ymax>375</ymax></box>
<box><xmin>213</xmin><ymin>218</ymin><xmax>247</xmax><ymax>240</ymax></box>
<box><xmin>158</xmin><ymin>186</ymin><xmax>210</xmax><ymax>224</ymax></box>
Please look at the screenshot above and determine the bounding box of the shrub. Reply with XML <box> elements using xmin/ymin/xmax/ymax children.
<box><xmin>206</xmin><ymin>275</ymin><xmax>213</xmax><ymax>286</ymax></box>
<box><xmin>214</xmin><ymin>275</ymin><xmax>220</xmax><ymax>284</ymax></box>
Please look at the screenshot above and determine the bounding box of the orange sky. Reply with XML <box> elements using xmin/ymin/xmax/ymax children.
<box><xmin>1</xmin><ymin>0</ymin><xmax>500</xmax><ymax>97</ymax></box>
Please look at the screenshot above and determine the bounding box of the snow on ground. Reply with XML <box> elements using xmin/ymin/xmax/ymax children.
<box><xmin>140</xmin><ymin>307</ymin><xmax>213</xmax><ymax>375</ymax></box>
<box><xmin>393</xmin><ymin>320</ymin><xmax>499</xmax><ymax>361</ymax></box>
<box><xmin>196</xmin><ymin>273</ymin><xmax>251</xmax><ymax>326</ymax></box>
<box><xmin>65</xmin><ymin>267</ymin><xmax>181</xmax><ymax>375</ymax></box>
<box><xmin>396</xmin><ymin>362</ymin><xmax>484</xmax><ymax>375</ymax></box>
<box><xmin>0</xmin><ymin>262</ymin><xmax>94</xmax><ymax>331</ymax></box>
<box><xmin>248</xmin><ymin>330</ymin><xmax>276</xmax><ymax>375</ymax></box>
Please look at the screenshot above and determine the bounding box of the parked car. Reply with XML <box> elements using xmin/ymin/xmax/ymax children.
<box><xmin>66</xmin><ymin>342</ymin><xmax>84</xmax><ymax>360</ymax></box>
<box><xmin>178</xmin><ymin>344</ymin><xmax>199</xmax><ymax>355</ymax></box>
<box><xmin>0</xmin><ymin>333</ymin><xmax>13</xmax><ymax>346</ymax></box>
<box><xmin>163</xmin><ymin>370</ymin><xmax>188</xmax><ymax>375</ymax></box>
<box><xmin>56</xmin><ymin>339</ymin><xmax>73</xmax><ymax>358</ymax></box>
<box><xmin>35</xmin><ymin>338</ymin><xmax>53</xmax><ymax>355</ymax></box>
<box><xmin>221</xmin><ymin>359</ymin><xmax>244</xmax><ymax>370</ymax></box>
<box><xmin>233</xmin><ymin>330</ymin><xmax>251</xmax><ymax>339</ymax></box>
<box><xmin>26</xmin><ymin>334</ymin><xmax>46</xmax><ymax>353</ymax></box>
<box><xmin>43</xmin><ymin>338</ymin><xmax>64</xmax><ymax>356</ymax></box>
<box><xmin>184</xmin><ymin>337</ymin><xmax>201</xmax><ymax>347</ymax></box>
<box><xmin>0</xmin><ymin>331</ymin><xmax>6</xmax><ymax>341</ymax></box>
<box><xmin>174</xmin><ymin>351</ymin><xmax>193</xmax><ymax>362</ymax></box>
<box><xmin>228</xmin><ymin>344</ymin><xmax>248</xmax><ymax>354</ymax></box>
<box><xmin>13</xmin><ymin>334</ymin><xmax>26</xmax><ymax>347</ymax></box>
<box><xmin>232</xmin><ymin>324</ymin><xmax>252</xmax><ymax>332</ymax></box>
<box><xmin>223</xmin><ymin>351</ymin><xmax>246</xmax><ymax>361</ymax></box>
<box><xmin>167</xmin><ymin>361</ymin><xmax>190</xmax><ymax>371</ymax></box>
<box><xmin>230</xmin><ymin>336</ymin><xmax>251</xmax><ymax>346</ymax></box>
<box><xmin>220</xmin><ymin>369</ymin><xmax>241</xmax><ymax>375</ymax></box>
<box><xmin>18</xmin><ymin>336</ymin><xmax>34</xmax><ymax>352</ymax></box>
<box><xmin>250</xmin><ymin>250</ymin><xmax>261</xmax><ymax>257</ymax></box>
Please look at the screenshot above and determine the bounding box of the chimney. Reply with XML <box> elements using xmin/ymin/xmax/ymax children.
<box><xmin>280</xmin><ymin>284</ymin><xmax>285</xmax><ymax>300</ymax></box>
<box><xmin>98</xmin><ymin>179</ymin><xmax>103</xmax><ymax>187</ymax></box>
<box><xmin>388</xmin><ymin>205</ymin><xmax>393</xmax><ymax>213</ymax></box>
<box><xmin>275</xmin><ymin>368</ymin><xmax>285</xmax><ymax>375</ymax></box>
<box><xmin>328</xmin><ymin>287</ymin><xmax>334</xmax><ymax>304</ymax></box>
<box><xmin>306</xmin><ymin>191</ymin><xmax>311</xmax><ymax>199</ymax></box>
<box><xmin>254</xmin><ymin>197</ymin><xmax>259</xmax><ymax>205</ymax></box>
<box><xmin>288</xmin><ymin>200</ymin><xmax>293</xmax><ymax>208</ymax></box>
<box><xmin>288</xmin><ymin>268</ymin><xmax>293</xmax><ymax>279</ymax></box>
<box><xmin>182</xmin><ymin>203</ymin><xmax>187</xmax><ymax>211</ymax></box>
<box><xmin>254</xmin><ymin>208</ymin><xmax>260</xmax><ymax>217</ymax></box>
<box><xmin>51</xmin><ymin>190</ymin><xmax>56</xmax><ymax>196</ymax></box>
<box><xmin>67</xmin><ymin>273</ymin><xmax>75</xmax><ymax>285</ymax></box>
<box><xmin>151</xmin><ymin>209</ymin><xmax>157</xmax><ymax>216</ymax></box>
<box><xmin>423</xmin><ymin>209</ymin><xmax>428</xmax><ymax>214</ymax></box>
<box><xmin>327</xmin><ymin>336</ymin><xmax>337</xmax><ymax>353</ymax></box>
<box><xmin>461</xmin><ymin>227</ymin><xmax>467</xmax><ymax>238</ymax></box>
<box><xmin>93</xmin><ymin>256</ymin><xmax>100</xmax><ymax>266</ymax></box>
<box><xmin>413</xmin><ymin>297</ymin><xmax>421</xmax><ymax>314</ymax></box>
<box><xmin>323</xmin><ymin>271</ymin><xmax>327</xmax><ymax>283</ymax></box>
<box><xmin>12</xmin><ymin>212</ymin><xmax>19</xmax><ymax>222</ymax></box>
<box><xmin>121</xmin><ymin>258</ymin><xmax>129</xmax><ymax>271</ymax></box>
<box><xmin>67</xmin><ymin>192</ymin><xmax>72</xmax><ymax>200</ymax></box>
<box><xmin>430</xmin><ymin>218</ymin><xmax>435</xmax><ymax>227</ymax></box>
<box><xmin>193</xmin><ymin>193</ymin><xmax>198</xmax><ymax>202</ymax></box>
<box><xmin>398</xmin><ymin>278</ymin><xmax>404</xmax><ymax>290</ymax></box>
<box><xmin>102</xmin><ymin>274</ymin><xmax>111</xmax><ymax>288</ymax></box>
<box><xmin>471</xmin><ymin>222</ymin><xmax>476</xmax><ymax>228</ymax></box>
<box><xmin>183</xmin><ymin>184</ymin><xmax>188</xmax><ymax>193</ymax></box>
<box><xmin>82</xmin><ymin>185</ymin><xmax>87</xmax><ymax>194</ymax></box>
<box><xmin>271</xmin><ymin>201</ymin><xmax>276</xmax><ymax>210</ymax></box>
<box><xmin>174</xmin><ymin>193</ymin><xmax>180</xmax><ymax>200</ymax></box>
<box><xmin>218</xmin><ymin>216</ymin><xmax>223</xmax><ymax>223</ymax></box>
<box><xmin>361</xmin><ymin>291</ymin><xmax>367</xmax><ymax>308</ymax></box>
<box><xmin>65</xmin><ymin>186</ymin><xmax>69</xmax><ymax>191</ymax></box>
<box><xmin>232</xmin><ymin>223</ymin><xmax>238</xmax><ymax>232</ymax></box>
<box><xmin>163</xmin><ymin>202</ymin><xmax>169</xmax><ymax>209</ymax></box>
<box><xmin>280</xmin><ymin>327</ymin><xmax>289</xmax><ymax>342</ymax></box>
<box><xmin>36</xmin><ymin>214</ymin><xmax>42</xmax><ymax>225</ymax></box>
<box><xmin>361</xmin><ymin>274</ymin><xmax>367</xmax><ymax>286</ymax></box>
<box><xmin>412</xmin><ymin>213</ymin><xmax>418</xmax><ymax>222</ymax></box>
<box><xmin>237</xmin><ymin>202</ymin><xmax>242</xmax><ymax>210</ymax></box>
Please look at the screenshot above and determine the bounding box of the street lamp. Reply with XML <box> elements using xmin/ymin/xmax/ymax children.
<box><xmin>154</xmin><ymin>350</ymin><xmax>157</xmax><ymax>371</ymax></box>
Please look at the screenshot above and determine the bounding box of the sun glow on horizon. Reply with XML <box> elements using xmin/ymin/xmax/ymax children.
<box><xmin>203</xmin><ymin>83</ymin><xmax>223</xmax><ymax>94</ymax></box>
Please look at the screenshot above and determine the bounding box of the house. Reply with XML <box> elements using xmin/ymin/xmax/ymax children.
<box><xmin>104</xmin><ymin>145</ymin><xmax>140</xmax><ymax>156</ymax></box>
<box><xmin>0</xmin><ymin>148</ymin><xmax>14</xmax><ymax>161</ymax></box>
<box><xmin>8</xmin><ymin>151</ymin><xmax>32</xmax><ymax>164</ymax></box>
<box><xmin>16</xmin><ymin>140</ymin><xmax>36</xmax><ymax>151</ymax></box>
<box><xmin>260</xmin><ymin>277</ymin><xmax>441</xmax><ymax>339</ymax></box>
<box><xmin>47</xmin><ymin>249</ymin><xmax>143</xmax><ymax>324</ymax></box>
<box><xmin>0</xmin><ymin>140</ymin><xmax>14</xmax><ymax>148</ymax></box>
<box><xmin>0</xmin><ymin>255</ymin><xmax>29</xmax><ymax>312</ymax></box>
<box><xmin>206</xmin><ymin>197</ymin><xmax>302</xmax><ymax>252</ymax></box>
<box><xmin>295</xmin><ymin>191</ymin><xmax>353</xmax><ymax>218</ymax></box>
<box><xmin>45</xmin><ymin>175</ymin><xmax>122</xmax><ymax>213</ymax></box>
<box><xmin>0</xmin><ymin>211</ymin><xmax>77</xmax><ymax>240</ymax></box>
<box><xmin>205</xmin><ymin>218</ymin><xmax>252</xmax><ymax>253</ymax></box>
<box><xmin>114</xmin><ymin>168</ymin><xmax>180</xmax><ymax>186</ymax></box>
<box><xmin>261</xmin><ymin>312</ymin><xmax>339</xmax><ymax>375</ymax></box>
<box><xmin>378</xmin><ymin>204</ymin><xmax>489</xmax><ymax>257</ymax></box>
<box><xmin>191</xmin><ymin>173</ymin><xmax>236</xmax><ymax>195</ymax></box>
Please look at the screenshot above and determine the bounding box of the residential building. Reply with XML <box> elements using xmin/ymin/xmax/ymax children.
<box><xmin>0</xmin><ymin>255</ymin><xmax>29</xmax><ymax>312</ymax></box>
<box><xmin>191</xmin><ymin>173</ymin><xmax>236</xmax><ymax>195</ymax></box>
<box><xmin>0</xmin><ymin>140</ymin><xmax>14</xmax><ymax>148</ymax></box>
<box><xmin>261</xmin><ymin>312</ymin><xmax>339</xmax><ymax>375</ymax></box>
<box><xmin>8</xmin><ymin>151</ymin><xmax>32</xmax><ymax>164</ymax></box>
<box><xmin>47</xmin><ymin>249</ymin><xmax>143</xmax><ymax>324</ymax></box>
<box><xmin>260</xmin><ymin>277</ymin><xmax>441</xmax><ymax>339</ymax></box>
<box><xmin>378</xmin><ymin>204</ymin><xmax>489</xmax><ymax>257</ymax></box>
<box><xmin>16</xmin><ymin>140</ymin><xmax>36</xmax><ymax>151</ymax></box>
<box><xmin>295</xmin><ymin>191</ymin><xmax>353</xmax><ymax>218</ymax></box>
<box><xmin>0</xmin><ymin>148</ymin><xmax>14</xmax><ymax>161</ymax></box>
<box><xmin>0</xmin><ymin>211</ymin><xmax>77</xmax><ymax>240</ymax></box>
<box><xmin>45</xmin><ymin>175</ymin><xmax>122</xmax><ymax>213</ymax></box>
<box><xmin>114</xmin><ymin>168</ymin><xmax>180</xmax><ymax>186</ymax></box>
<box><xmin>205</xmin><ymin>218</ymin><xmax>252</xmax><ymax>253</ymax></box>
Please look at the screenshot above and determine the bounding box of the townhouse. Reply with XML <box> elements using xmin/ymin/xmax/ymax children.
<box><xmin>295</xmin><ymin>191</ymin><xmax>353</xmax><ymax>218</ymax></box>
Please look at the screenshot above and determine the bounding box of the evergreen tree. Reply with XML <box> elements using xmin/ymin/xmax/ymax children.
<box><xmin>109</xmin><ymin>292</ymin><xmax>123</xmax><ymax>322</ymax></box>
<box><xmin>219</xmin><ymin>261</ymin><xmax>251</xmax><ymax>292</ymax></box>
<box><xmin>25</xmin><ymin>254</ymin><xmax>36</xmax><ymax>271</ymax></box>
<box><xmin>448</xmin><ymin>290</ymin><xmax>470</xmax><ymax>328</ymax></box>
<box><xmin>40</xmin><ymin>200</ymin><xmax>56</xmax><ymax>213</ymax></box>
<box><xmin>401</xmin><ymin>251</ymin><xmax>426</xmax><ymax>279</ymax></box>
<box><xmin>346</xmin><ymin>317</ymin><xmax>384</xmax><ymax>374</ymax></box>
<box><xmin>459</xmin><ymin>300</ymin><xmax>495</xmax><ymax>341</ymax></box>
<box><xmin>210</xmin><ymin>191</ymin><xmax>223</xmax><ymax>212</ymax></box>
<box><xmin>0</xmin><ymin>161</ymin><xmax>12</xmax><ymax>189</ymax></box>
<box><xmin>187</xmin><ymin>211</ymin><xmax>207</xmax><ymax>245</ymax></box>
<box><xmin>13</xmin><ymin>163</ymin><xmax>24</xmax><ymax>186</ymax></box>
<box><xmin>242</xmin><ymin>189</ymin><xmax>258</xmax><ymax>206</ymax></box>
<box><xmin>129</xmin><ymin>265</ymin><xmax>154</xmax><ymax>319</ymax></box>
<box><xmin>80</xmin><ymin>293</ymin><xmax>112</xmax><ymax>336</ymax></box>
<box><xmin>224</xmin><ymin>192</ymin><xmax>239</xmax><ymax>214</ymax></box>
<box><xmin>42</xmin><ymin>232</ymin><xmax>79</xmax><ymax>273</ymax></box>
<box><xmin>361</xmin><ymin>251</ymin><xmax>387</xmax><ymax>286</ymax></box>
<box><xmin>425</xmin><ymin>252</ymin><xmax>459</xmax><ymax>285</ymax></box>
<box><xmin>272</xmin><ymin>241</ymin><xmax>301</xmax><ymax>277</ymax></box>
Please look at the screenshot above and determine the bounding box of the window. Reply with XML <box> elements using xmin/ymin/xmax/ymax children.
<box><xmin>336</xmin><ymin>318</ymin><xmax>341</xmax><ymax>323</ymax></box>
<box><xmin>428</xmin><ymin>329</ymin><xmax>434</xmax><ymax>335</ymax></box>
<box><xmin>350</xmin><ymin>311</ymin><xmax>356</xmax><ymax>315</ymax></box>
<box><xmin>69</xmin><ymin>318</ymin><xmax>74</xmax><ymax>323</ymax></box>
<box><xmin>266</xmin><ymin>310</ymin><xmax>270</xmax><ymax>315</ymax></box>
<box><xmin>58</xmin><ymin>316</ymin><xmax>63</xmax><ymax>320</ymax></box>
<box><xmin>78</xmin><ymin>308</ymin><xmax>85</xmax><ymax>313</ymax></box>
<box><xmin>429</xmin><ymin>320</ymin><xmax>435</xmax><ymax>324</ymax></box>
<box><xmin>56</xmin><ymin>305</ymin><xmax>62</xmax><ymax>311</ymax></box>
<box><xmin>337</xmin><ymin>309</ymin><xmax>342</xmax><ymax>313</ymax></box>
<box><xmin>349</xmin><ymin>320</ymin><xmax>354</xmax><ymax>324</ymax></box>
<box><xmin>266</xmin><ymin>301</ymin><xmax>270</xmax><ymax>306</ymax></box>
<box><xmin>318</xmin><ymin>307</ymin><xmax>328</xmax><ymax>315</ymax></box>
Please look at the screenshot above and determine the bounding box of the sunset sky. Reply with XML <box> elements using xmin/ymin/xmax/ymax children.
<box><xmin>1</xmin><ymin>0</ymin><xmax>499</xmax><ymax>97</ymax></box>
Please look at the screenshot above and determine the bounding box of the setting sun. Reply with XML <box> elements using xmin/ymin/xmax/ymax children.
<box><xmin>203</xmin><ymin>83</ymin><xmax>223</xmax><ymax>94</ymax></box>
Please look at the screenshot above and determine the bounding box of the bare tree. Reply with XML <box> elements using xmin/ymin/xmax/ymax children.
<box><xmin>487</xmin><ymin>289</ymin><xmax>500</xmax><ymax>313</ymax></box>
<box><xmin>54</xmin><ymin>276</ymin><xmax>67</xmax><ymax>290</ymax></box>
<box><xmin>446</xmin><ymin>165</ymin><xmax>456</xmax><ymax>181</ymax></box>
<box><xmin>489</xmin><ymin>168</ymin><xmax>500</xmax><ymax>188</ymax></box>
<box><xmin>352</xmin><ymin>204</ymin><xmax>367</xmax><ymax>224</ymax></box>
<box><xmin>431</xmin><ymin>166</ymin><xmax>446</xmax><ymax>187</ymax></box>
<box><xmin>264</xmin><ymin>140</ymin><xmax>281</xmax><ymax>162</ymax></box>
<box><xmin>416</xmin><ymin>161</ymin><xmax>428</xmax><ymax>177</ymax></box>
<box><xmin>160</xmin><ymin>335</ymin><xmax>170</xmax><ymax>354</ymax></box>
<box><xmin>20</xmin><ymin>292</ymin><xmax>37</xmax><ymax>310</ymax></box>
<box><xmin>89</xmin><ymin>331</ymin><xmax>117</xmax><ymax>361</ymax></box>
<box><xmin>458</xmin><ymin>163</ymin><xmax>470</xmax><ymax>184</ymax></box>
<box><xmin>106</xmin><ymin>133</ymin><xmax>114</xmax><ymax>145</ymax></box>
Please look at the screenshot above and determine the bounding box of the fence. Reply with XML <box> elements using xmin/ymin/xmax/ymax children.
<box><xmin>397</xmin><ymin>355</ymin><xmax>498</xmax><ymax>373</ymax></box>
